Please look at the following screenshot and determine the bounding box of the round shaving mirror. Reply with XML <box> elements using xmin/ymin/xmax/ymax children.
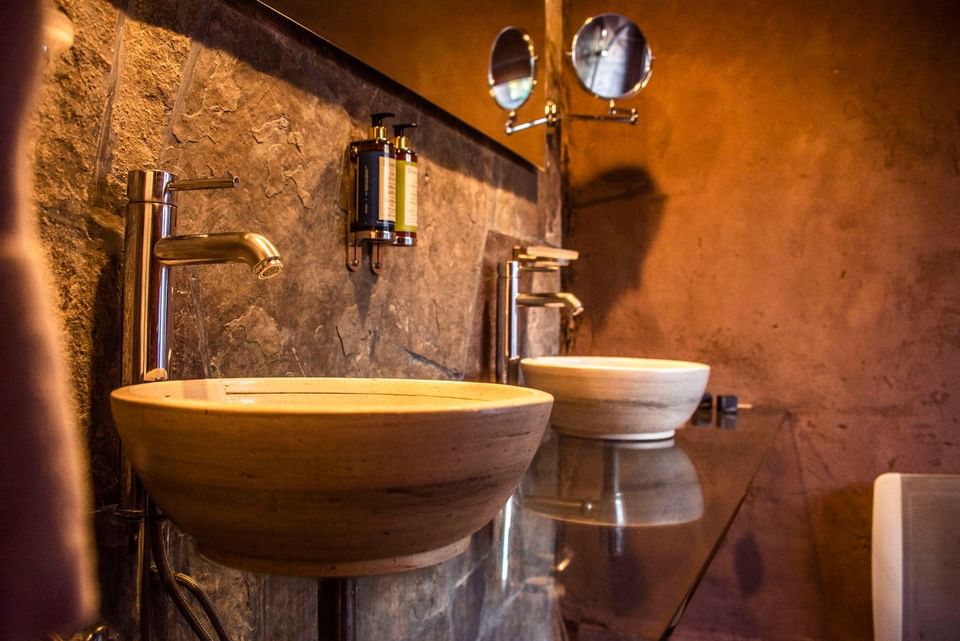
<box><xmin>488</xmin><ymin>26</ymin><xmax>537</xmax><ymax>111</ymax></box>
<box><xmin>571</xmin><ymin>13</ymin><xmax>652</xmax><ymax>100</ymax></box>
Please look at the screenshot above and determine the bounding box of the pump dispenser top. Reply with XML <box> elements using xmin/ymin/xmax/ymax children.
<box><xmin>393</xmin><ymin>122</ymin><xmax>417</xmax><ymax>151</ymax></box>
<box><xmin>369</xmin><ymin>112</ymin><xmax>394</xmax><ymax>141</ymax></box>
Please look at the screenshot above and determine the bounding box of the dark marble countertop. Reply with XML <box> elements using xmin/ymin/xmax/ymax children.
<box><xmin>510</xmin><ymin>407</ymin><xmax>788</xmax><ymax>641</ymax></box>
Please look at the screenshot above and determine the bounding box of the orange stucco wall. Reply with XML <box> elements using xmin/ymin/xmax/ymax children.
<box><xmin>564</xmin><ymin>1</ymin><xmax>960</xmax><ymax>639</ymax></box>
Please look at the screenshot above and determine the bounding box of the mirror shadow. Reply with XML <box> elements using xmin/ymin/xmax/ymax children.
<box><xmin>565</xmin><ymin>166</ymin><xmax>666</xmax><ymax>341</ymax></box>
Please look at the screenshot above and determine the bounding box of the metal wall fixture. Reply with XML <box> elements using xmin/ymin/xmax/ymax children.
<box><xmin>346</xmin><ymin>208</ymin><xmax>392</xmax><ymax>274</ymax></box>
<box><xmin>113</xmin><ymin>169</ymin><xmax>283</xmax><ymax>641</ymax></box>
<box><xmin>488</xmin><ymin>14</ymin><xmax>653</xmax><ymax>135</ymax></box>
<box><xmin>495</xmin><ymin>245</ymin><xmax>583</xmax><ymax>385</ymax></box>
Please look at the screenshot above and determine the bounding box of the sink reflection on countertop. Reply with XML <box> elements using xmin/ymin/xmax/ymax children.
<box><xmin>511</xmin><ymin>407</ymin><xmax>788</xmax><ymax>641</ymax></box>
<box><xmin>522</xmin><ymin>436</ymin><xmax>704</xmax><ymax>527</ymax></box>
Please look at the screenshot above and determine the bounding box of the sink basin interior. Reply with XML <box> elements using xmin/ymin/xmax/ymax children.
<box><xmin>111</xmin><ymin>377</ymin><xmax>553</xmax><ymax>576</ymax></box>
<box><xmin>127</xmin><ymin>376</ymin><xmax>536</xmax><ymax>408</ymax></box>
<box><xmin>522</xmin><ymin>356</ymin><xmax>707</xmax><ymax>372</ymax></box>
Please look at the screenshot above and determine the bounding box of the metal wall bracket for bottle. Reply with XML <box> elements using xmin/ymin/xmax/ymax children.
<box><xmin>346</xmin><ymin>229</ymin><xmax>389</xmax><ymax>275</ymax></box>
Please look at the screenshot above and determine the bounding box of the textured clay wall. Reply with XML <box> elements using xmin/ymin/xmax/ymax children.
<box><xmin>563</xmin><ymin>1</ymin><xmax>960</xmax><ymax>640</ymax></box>
<box><xmin>32</xmin><ymin>0</ymin><xmax>561</xmax><ymax>639</ymax></box>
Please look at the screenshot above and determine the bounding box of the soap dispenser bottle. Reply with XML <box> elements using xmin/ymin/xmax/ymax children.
<box><xmin>351</xmin><ymin>112</ymin><xmax>396</xmax><ymax>242</ymax></box>
<box><xmin>392</xmin><ymin>123</ymin><xmax>418</xmax><ymax>246</ymax></box>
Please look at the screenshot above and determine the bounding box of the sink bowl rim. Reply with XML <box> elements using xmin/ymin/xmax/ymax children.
<box><xmin>111</xmin><ymin>376</ymin><xmax>554</xmax><ymax>416</ymax></box>
<box><xmin>521</xmin><ymin>356</ymin><xmax>709</xmax><ymax>374</ymax></box>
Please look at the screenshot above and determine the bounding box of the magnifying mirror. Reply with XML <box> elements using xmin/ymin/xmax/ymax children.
<box><xmin>488</xmin><ymin>26</ymin><xmax>537</xmax><ymax>111</ymax></box>
<box><xmin>571</xmin><ymin>13</ymin><xmax>653</xmax><ymax>100</ymax></box>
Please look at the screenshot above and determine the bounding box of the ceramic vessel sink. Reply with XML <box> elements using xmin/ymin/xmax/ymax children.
<box><xmin>521</xmin><ymin>356</ymin><xmax>709</xmax><ymax>440</ymax></box>
<box><xmin>111</xmin><ymin>377</ymin><xmax>553</xmax><ymax>576</ymax></box>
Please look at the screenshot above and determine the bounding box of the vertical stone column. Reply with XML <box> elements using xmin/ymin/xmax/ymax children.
<box><xmin>539</xmin><ymin>0</ymin><xmax>566</xmax><ymax>246</ymax></box>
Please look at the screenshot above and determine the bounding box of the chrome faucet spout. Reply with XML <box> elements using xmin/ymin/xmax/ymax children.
<box><xmin>154</xmin><ymin>232</ymin><xmax>283</xmax><ymax>279</ymax></box>
<box><xmin>516</xmin><ymin>292</ymin><xmax>584</xmax><ymax>316</ymax></box>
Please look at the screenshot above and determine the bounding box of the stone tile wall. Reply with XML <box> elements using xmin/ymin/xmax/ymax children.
<box><xmin>31</xmin><ymin>1</ymin><xmax>563</xmax><ymax>639</ymax></box>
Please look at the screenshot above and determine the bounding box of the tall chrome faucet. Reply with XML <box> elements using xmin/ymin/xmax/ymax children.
<box><xmin>120</xmin><ymin>169</ymin><xmax>282</xmax><ymax>510</ymax></box>
<box><xmin>496</xmin><ymin>245</ymin><xmax>583</xmax><ymax>385</ymax></box>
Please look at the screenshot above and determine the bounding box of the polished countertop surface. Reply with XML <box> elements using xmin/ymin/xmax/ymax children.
<box><xmin>514</xmin><ymin>407</ymin><xmax>788</xmax><ymax>641</ymax></box>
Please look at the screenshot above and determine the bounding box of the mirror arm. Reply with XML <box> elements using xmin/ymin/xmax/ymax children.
<box><xmin>562</xmin><ymin>100</ymin><xmax>638</xmax><ymax>125</ymax></box>
<box><xmin>504</xmin><ymin>100</ymin><xmax>637</xmax><ymax>135</ymax></box>
<box><xmin>504</xmin><ymin>101</ymin><xmax>559</xmax><ymax>135</ymax></box>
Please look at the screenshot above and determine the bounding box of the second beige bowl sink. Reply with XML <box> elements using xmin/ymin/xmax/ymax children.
<box><xmin>521</xmin><ymin>356</ymin><xmax>709</xmax><ymax>440</ymax></box>
<box><xmin>111</xmin><ymin>377</ymin><xmax>553</xmax><ymax>576</ymax></box>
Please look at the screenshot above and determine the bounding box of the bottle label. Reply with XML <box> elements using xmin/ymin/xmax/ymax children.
<box><xmin>396</xmin><ymin>161</ymin><xmax>418</xmax><ymax>231</ymax></box>
<box><xmin>355</xmin><ymin>150</ymin><xmax>396</xmax><ymax>231</ymax></box>
<box><xmin>380</xmin><ymin>156</ymin><xmax>396</xmax><ymax>223</ymax></box>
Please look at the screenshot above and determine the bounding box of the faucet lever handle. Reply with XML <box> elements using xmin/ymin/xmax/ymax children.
<box><xmin>167</xmin><ymin>176</ymin><xmax>239</xmax><ymax>192</ymax></box>
<box><xmin>127</xmin><ymin>170</ymin><xmax>238</xmax><ymax>204</ymax></box>
<box><xmin>513</xmin><ymin>245</ymin><xmax>579</xmax><ymax>269</ymax></box>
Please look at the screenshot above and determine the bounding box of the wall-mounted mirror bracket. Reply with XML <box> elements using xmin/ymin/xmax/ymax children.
<box><xmin>504</xmin><ymin>101</ymin><xmax>558</xmax><ymax>135</ymax></box>
<box><xmin>504</xmin><ymin>99</ymin><xmax>636</xmax><ymax>135</ymax></box>
<box><xmin>493</xmin><ymin>14</ymin><xmax>650</xmax><ymax>137</ymax></box>
<box><xmin>563</xmin><ymin>99</ymin><xmax>638</xmax><ymax>125</ymax></box>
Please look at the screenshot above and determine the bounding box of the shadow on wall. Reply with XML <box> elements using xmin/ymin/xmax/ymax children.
<box><xmin>85</xmin><ymin>214</ymin><xmax>124</xmax><ymax>507</ymax></box>
<box><xmin>101</xmin><ymin>0</ymin><xmax>537</xmax><ymax>196</ymax></box>
<box><xmin>567</xmin><ymin>166</ymin><xmax>665</xmax><ymax>343</ymax></box>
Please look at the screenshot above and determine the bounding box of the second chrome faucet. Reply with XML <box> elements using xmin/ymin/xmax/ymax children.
<box><xmin>496</xmin><ymin>245</ymin><xmax>583</xmax><ymax>385</ymax></box>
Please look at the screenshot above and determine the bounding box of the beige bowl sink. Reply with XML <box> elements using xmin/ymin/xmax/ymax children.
<box><xmin>111</xmin><ymin>377</ymin><xmax>553</xmax><ymax>577</ymax></box>
<box><xmin>521</xmin><ymin>356</ymin><xmax>709</xmax><ymax>440</ymax></box>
